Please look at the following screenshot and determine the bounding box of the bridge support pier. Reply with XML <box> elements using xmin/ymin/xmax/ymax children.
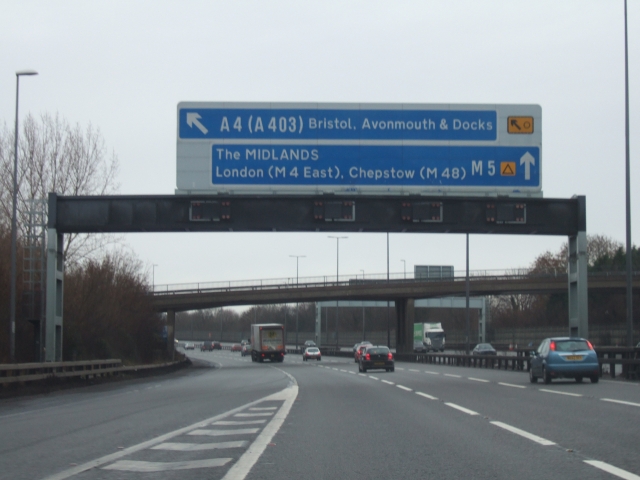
<box><xmin>167</xmin><ymin>310</ymin><xmax>176</xmax><ymax>360</ymax></box>
<box><xmin>568</xmin><ymin>231</ymin><xmax>588</xmax><ymax>339</ymax></box>
<box><xmin>395</xmin><ymin>298</ymin><xmax>415</xmax><ymax>353</ymax></box>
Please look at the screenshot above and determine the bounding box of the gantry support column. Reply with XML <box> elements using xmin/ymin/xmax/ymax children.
<box><xmin>395</xmin><ymin>298</ymin><xmax>415</xmax><ymax>353</ymax></box>
<box><xmin>568</xmin><ymin>231</ymin><xmax>588</xmax><ymax>338</ymax></box>
<box><xmin>45</xmin><ymin>228</ymin><xmax>64</xmax><ymax>362</ymax></box>
<box><xmin>167</xmin><ymin>310</ymin><xmax>176</xmax><ymax>360</ymax></box>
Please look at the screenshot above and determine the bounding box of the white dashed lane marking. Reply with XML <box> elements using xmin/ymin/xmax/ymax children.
<box><xmin>490</xmin><ymin>421</ymin><xmax>555</xmax><ymax>446</ymax></box>
<box><xmin>601</xmin><ymin>398</ymin><xmax>640</xmax><ymax>408</ymax></box>
<box><xmin>468</xmin><ymin>377</ymin><xmax>490</xmax><ymax>383</ymax></box>
<box><xmin>444</xmin><ymin>374</ymin><xmax>462</xmax><ymax>378</ymax></box>
<box><xmin>584</xmin><ymin>460</ymin><xmax>640</xmax><ymax>480</ymax></box>
<box><xmin>445</xmin><ymin>403</ymin><xmax>479</xmax><ymax>416</ymax></box>
<box><xmin>416</xmin><ymin>392</ymin><xmax>438</xmax><ymax>400</ymax></box>
<box><xmin>539</xmin><ymin>389</ymin><xmax>582</xmax><ymax>397</ymax></box>
<box><xmin>499</xmin><ymin>382</ymin><xmax>526</xmax><ymax>389</ymax></box>
<box><xmin>396</xmin><ymin>385</ymin><xmax>412</xmax><ymax>392</ymax></box>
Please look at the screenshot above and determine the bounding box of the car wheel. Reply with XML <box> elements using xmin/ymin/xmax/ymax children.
<box><xmin>390</xmin><ymin>367</ymin><xmax>395</xmax><ymax>372</ymax></box>
<box><xmin>543</xmin><ymin>366</ymin><xmax>552</xmax><ymax>384</ymax></box>
<box><xmin>529</xmin><ymin>367</ymin><xmax>538</xmax><ymax>383</ymax></box>
<box><xmin>362</xmin><ymin>366</ymin><xmax>367</xmax><ymax>373</ymax></box>
<box><xmin>575</xmin><ymin>376</ymin><xmax>583</xmax><ymax>383</ymax></box>
<box><xmin>590</xmin><ymin>375</ymin><xmax>599</xmax><ymax>384</ymax></box>
<box><xmin>317</xmin><ymin>358</ymin><xmax>321</xmax><ymax>361</ymax></box>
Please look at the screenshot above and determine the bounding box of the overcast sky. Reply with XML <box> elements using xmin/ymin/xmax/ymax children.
<box><xmin>2</xmin><ymin>1</ymin><xmax>639</xmax><ymax>289</ymax></box>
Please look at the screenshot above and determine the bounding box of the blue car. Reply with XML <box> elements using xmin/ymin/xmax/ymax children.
<box><xmin>529</xmin><ymin>337</ymin><xmax>599</xmax><ymax>384</ymax></box>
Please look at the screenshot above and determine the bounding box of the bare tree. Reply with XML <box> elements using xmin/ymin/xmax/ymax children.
<box><xmin>0</xmin><ymin>113</ymin><xmax>120</xmax><ymax>266</ymax></box>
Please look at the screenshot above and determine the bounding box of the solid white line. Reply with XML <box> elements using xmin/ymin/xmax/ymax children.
<box><xmin>249</xmin><ymin>407</ymin><xmax>277</xmax><ymax>411</ymax></box>
<box><xmin>444</xmin><ymin>374</ymin><xmax>462</xmax><ymax>378</ymax></box>
<box><xmin>41</xmin><ymin>388</ymin><xmax>291</xmax><ymax>480</ymax></box>
<box><xmin>234</xmin><ymin>412</ymin><xmax>273</xmax><ymax>417</ymax></box>
<box><xmin>424</xmin><ymin>371</ymin><xmax>439</xmax><ymax>375</ymax></box>
<box><xmin>416</xmin><ymin>392</ymin><xmax>438</xmax><ymax>400</ymax></box>
<box><xmin>212</xmin><ymin>420</ymin><xmax>266</xmax><ymax>426</ymax></box>
<box><xmin>490</xmin><ymin>421</ymin><xmax>556</xmax><ymax>446</ymax></box>
<box><xmin>539</xmin><ymin>389</ymin><xmax>583</xmax><ymax>397</ymax></box>
<box><xmin>499</xmin><ymin>382</ymin><xmax>526</xmax><ymax>389</ymax></box>
<box><xmin>584</xmin><ymin>460</ymin><xmax>640</xmax><ymax>479</ymax></box>
<box><xmin>152</xmin><ymin>441</ymin><xmax>248</xmax><ymax>451</ymax></box>
<box><xmin>189</xmin><ymin>428</ymin><xmax>259</xmax><ymax>437</ymax></box>
<box><xmin>468</xmin><ymin>377</ymin><xmax>490</xmax><ymax>383</ymax></box>
<box><xmin>381</xmin><ymin>380</ymin><xmax>395</xmax><ymax>385</ymax></box>
<box><xmin>104</xmin><ymin>458</ymin><xmax>232</xmax><ymax>472</ymax></box>
<box><xmin>601</xmin><ymin>398</ymin><xmax>640</xmax><ymax>408</ymax></box>
<box><xmin>396</xmin><ymin>385</ymin><xmax>412</xmax><ymax>392</ymax></box>
<box><xmin>445</xmin><ymin>403</ymin><xmax>479</xmax><ymax>415</ymax></box>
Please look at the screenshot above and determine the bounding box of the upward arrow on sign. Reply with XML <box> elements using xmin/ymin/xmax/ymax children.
<box><xmin>520</xmin><ymin>152</ymin><xmax>535</xmax><ymax>180</ymax></box>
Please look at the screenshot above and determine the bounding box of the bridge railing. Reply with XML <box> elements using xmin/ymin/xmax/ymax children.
<box><xmin>152</xmin><ymin>269</ymin><xmax>640</xmax><ymax>296</ymax></box>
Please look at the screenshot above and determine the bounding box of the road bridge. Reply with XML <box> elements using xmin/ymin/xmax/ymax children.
<box><xmin>152</xmin><ymin>271</ymin><xmax>639</xmax><ymax>354</ymax></box>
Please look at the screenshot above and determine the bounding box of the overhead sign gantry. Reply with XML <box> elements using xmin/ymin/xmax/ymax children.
<box><xmin>176</xmin><ymin>102</ymin><xmax>541</xmax><ymax>196</ymax></box>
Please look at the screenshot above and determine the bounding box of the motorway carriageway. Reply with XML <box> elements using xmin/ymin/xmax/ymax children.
<box><xmin>0</xmin><ymin>350</ymin><xmax>638</xmax><ymax>479</ymax></box>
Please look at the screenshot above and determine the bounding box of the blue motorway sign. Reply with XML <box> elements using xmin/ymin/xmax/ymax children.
<box><xmin>179</xmin><ymin>107</ymin><xmax>497</xmax><ymax>141</ymax></box>
<box><xmin>211</xmin><ymin>144</ymin><xmax>539</xmax><ymax>188</ymax></box>
<box><xmin>176</xmin><ymin>102</ymin><xmax>542</xmax><ymax>195</ymax></box>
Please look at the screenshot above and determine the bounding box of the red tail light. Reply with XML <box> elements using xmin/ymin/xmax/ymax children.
<box><xmin>365</xmin><ymin>353</ymin><xmax>371</xmax><ymax>361</ymax></box>
<box><xmin>586</xmin><ymin>340</ymin><xmax>594</xmax><ymax>350</ymax></box>
<box><xmin>549</xmin><ymin>341</ymin><xmax>556</xmax><ymax>351</ymax></box>
<box><xmin>388</xmin><ymin>352</ymin><xmax>393</xmax><ymax>360</ymax></box>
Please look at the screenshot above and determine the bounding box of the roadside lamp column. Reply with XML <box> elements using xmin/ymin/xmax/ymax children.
<box><xmin>152</xmin><ymin>264</ymin><xmax>158</xmax><ymax>292</ymax></box>
<box><xmin>290</xmin><ymin>255</ymin><xmax>306</xmax><ymax>350</ymax></box>
<box><xmin>10</xmin><ymin>69</ymin><xmax>38</xmax><ymax>363</ymax></box>
<box><xmin>328</xmin><ymin>236</ymin><xmax>347</xmax><ymax>348</ymax></box>
<box><xmin>360</xmin><ymin>269</ymin><xmax>365</xmax><ymax>340</ymax></box>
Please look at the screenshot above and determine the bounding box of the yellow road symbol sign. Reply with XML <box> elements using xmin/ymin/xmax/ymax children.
<box><xmin>507</xmin><ymin>116</ymin><xmax>534</xmax><ymax>134</ymax></box>
<box><xmin>501</xmin><ymin>162</ymin><xmax>516</xmax><ymax>176</ymax></box>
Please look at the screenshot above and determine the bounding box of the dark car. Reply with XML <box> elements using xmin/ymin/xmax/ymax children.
<box><xmin>302</xmin><ymin>340</ymin><xmax>316</xmax><ymax>351</ymax></box>
<box><xmin>201</xmin><ymin>341</ymin><xmax>214</xmax><ymax>352</ymax></box>
<box><xmin>212</xmin><ymin>341</ymin><xmax>222</xmax><ymax>350</ymax></box>
<box><xmin>529</xmin><ymin>337</ymin><xmax>599</xmax><ymax>384</ymax></box>
<box><xmin>472</xmin><ymin>343</ymin><xmax>497</xmax><ymax>355</ymax></box>
<box><xmin>413</xmin><ymin>341</ymin><xmax>427</xmax><ymax>353</ymax></box>
<box><xmin>358</xmin><ymin>346</ymin><xmax>394</xmax><ymax>373</ymax></box>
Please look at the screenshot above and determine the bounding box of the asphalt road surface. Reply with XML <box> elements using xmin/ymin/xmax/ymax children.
<box><xmin>0</xmin><ymin>350</ymin><xmax>639</xmax><ymax>479</ymax></box>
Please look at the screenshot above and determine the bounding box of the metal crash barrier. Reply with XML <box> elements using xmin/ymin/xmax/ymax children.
<box><xmin>0</xmin><ymin>359</ymin><xmax>186</xmax><ymax>386</ymax></box>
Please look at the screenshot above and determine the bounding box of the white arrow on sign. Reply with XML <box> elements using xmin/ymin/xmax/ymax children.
<box><xmin>186</xmin><ymin>113</ymin><xmax>208</xmax><ymax>134</ymax></box>
<box><xmin>520</xmin><ymin>152</ymin><xmax>535</xmax><ymax>180</ymax></box>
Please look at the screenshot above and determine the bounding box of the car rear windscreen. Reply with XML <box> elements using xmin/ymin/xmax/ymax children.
<box><xmin>556</xmin><ymin>340</ymin><xmax>590</xmax><ymax>352</ymax></box>
<box><xmin>368</xmin><ymin>348</ymin><xmax>389</xmax><ymax>354</ymax></box>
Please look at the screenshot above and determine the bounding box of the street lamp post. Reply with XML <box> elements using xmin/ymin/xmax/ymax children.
<box><xmin>152</xmin><ymin>264</ymin><xmax>158</xmax><ymax>292</ymax></box>
<box><xmin>10</xmin><ymin>69</ymin><xmax>38</xmax><ymax>363</ymax></box>
<box><xmin>328</xmin><ymin>236</ymin><xmax>347</xmax><ymax>348</ymax></box>
<box><xmin>289</xmin><ymin>255</ymin><xmax>306</xmax><ymax>350</ymax></box>
<box><xmin>360</xmin><ymin>269</ymin><xmax>365</xmax><ymax>340</ymax></box>
<box><xmin>401</xmin><ymin>259</ymin><xmax>406</xmax><ymax>279</ymax></box>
